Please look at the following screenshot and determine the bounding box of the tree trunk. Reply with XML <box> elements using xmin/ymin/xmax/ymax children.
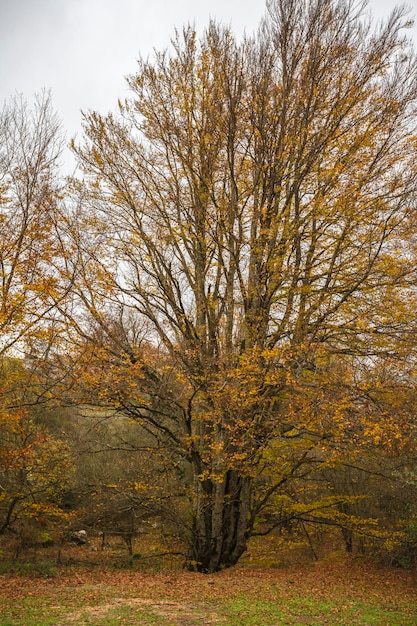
<box><xmin>187</xmin><ymin>470</ymin><xmax>252</xmax><ymax>573</ymax></box>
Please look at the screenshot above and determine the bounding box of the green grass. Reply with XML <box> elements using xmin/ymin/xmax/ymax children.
<box><xmin>0</xmin><ymin>559</ymin><xmax>58</xmax><ymax>579</ymax></box>
<box><xmin>1</xmin><ymin>595</ymin><xmax>74</xmax><ymax>626</ymax></box>
<box><xmin>0</xmin><ymin>600</ymin><xmax>210</xmax><ymax>625</ymax></box>
<box><xmin>223</xmin><ymin>596</ymin><xmax>417</xmax><ymax>626</ymax></box>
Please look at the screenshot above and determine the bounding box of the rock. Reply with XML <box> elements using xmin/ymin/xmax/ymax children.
<box><xmin>68</xmin><ymin>530</ymin><xmax>88</xmax><ymax>545</ymax></box>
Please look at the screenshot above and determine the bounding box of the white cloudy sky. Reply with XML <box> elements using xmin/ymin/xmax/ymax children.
<box><xmin>1</xmin><ymin>0</ymin><xmax>416</xmax><ymax>151</ymax></box>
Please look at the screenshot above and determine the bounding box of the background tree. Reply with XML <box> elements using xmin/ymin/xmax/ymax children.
<box><xmin>69</xmin><ymin>0</ymin><xmax>417</xmax><ymax>572</ymax></box>
<box><xmin>0</xmin><ymin>93</ymin><xmax>77</xmax><ymax>549</ymax></box>
<box><xmin>0</xmin><ymin>357</ymin><xmax>74</xmax><ymax>543</ymax></box>
<box><xmin>62</xmin><ymin>403</ymin><xmax>184</xmax><ymax>556</ymax></box>
<box><xmin>0</xmin><ymin>91</ymin><xmax>67</xmax><ymax>358</ymax></box>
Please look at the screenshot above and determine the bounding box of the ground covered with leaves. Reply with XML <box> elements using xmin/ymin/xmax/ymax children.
<box><xmin>0</xmin><ymin>549</ymin><xmax>415</xmax><ymax>625</ymax></box>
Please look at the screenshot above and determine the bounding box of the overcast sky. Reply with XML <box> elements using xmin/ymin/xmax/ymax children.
<box><xmin>1</xmin><ymin>0</ymin><xmax>416</xmax><ymax>159</ymax></box>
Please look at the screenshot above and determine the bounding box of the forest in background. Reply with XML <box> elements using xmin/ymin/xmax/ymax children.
<box><xmin>1</xmin><ymin>0</ymin><xmax>417</xmax><ymax>574</ymax></box>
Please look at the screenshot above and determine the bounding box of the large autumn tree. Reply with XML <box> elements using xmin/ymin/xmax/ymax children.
<box><xmin>69</xmin><ymin>0</ymin><xmax>417</xmax><ymax>571</ymax></box>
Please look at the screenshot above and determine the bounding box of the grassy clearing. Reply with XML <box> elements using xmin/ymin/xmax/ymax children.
<box><xmin>0</xmin><ymin>556</ymin><xmax>415</xmax><ymax>626</ymax></box>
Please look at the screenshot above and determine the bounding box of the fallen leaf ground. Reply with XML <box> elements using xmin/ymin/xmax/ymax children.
<box><xmin>0</xmin><ymin>556</ymin><xmax>416</xmax><ymax>625</ymax></box>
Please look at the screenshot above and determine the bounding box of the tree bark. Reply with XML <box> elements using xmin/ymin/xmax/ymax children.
<box><xmin>188</xmin><ymin>470</ymin><xmax>252</xmax><ymax>572</ymax></box>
